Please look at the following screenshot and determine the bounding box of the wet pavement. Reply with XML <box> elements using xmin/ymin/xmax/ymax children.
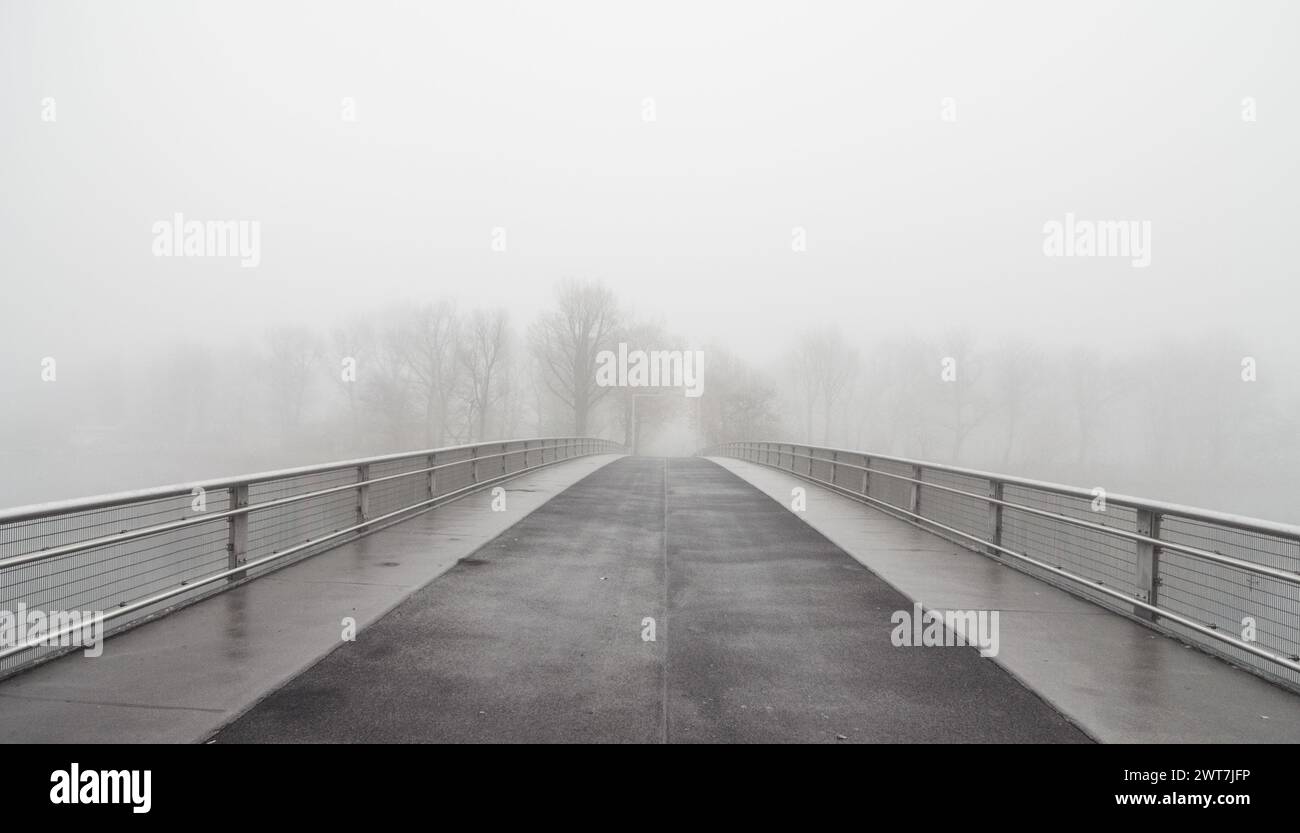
<box><xmin>710</xmin><ymin>456</ymin><xmax>1300</xmax><ymax>743</ymax></box>
<box><xmin>214</xmin><ymin>457</ymin><xmax>1090</xmax><ymax>743</ymax></box>
<box><xmin>0</xmin><ymin>455</ymin><xmax>621</xmax><ymax>743</ymax></box>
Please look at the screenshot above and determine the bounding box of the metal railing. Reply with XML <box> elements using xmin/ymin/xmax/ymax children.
<box><xmin>0</xmin><ymin>437</ymin><xmax>623</xmax><ymax>678</ymax></box>
<box><xmin>705</xmin><ymin>441</ymin><xmax>1300</xmax><ymax>691</ymax></box>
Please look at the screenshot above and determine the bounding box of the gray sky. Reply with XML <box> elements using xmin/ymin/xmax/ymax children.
<box><xmin>3</xmin><ymin>0</ymin><xmax>1298</xmax><ymax>364</ymax></box>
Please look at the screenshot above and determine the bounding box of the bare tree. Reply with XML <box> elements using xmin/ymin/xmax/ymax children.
<box><xmin>398</xmin><ymin>300</ymin><xmax>461</xmax><ymax>447</ymax></box>
<box><xmin>699</xmin><ymin>346</ymin><xmax>780</xmax><ymax>447</ymax></box>
<box><xmin>611</xmin><ymin>321</ymin><xmax>668</xmax><ymax>448</ymax></box>
<box><xmin>458</xmin><ymin>307</ymin><xmax>510</xmax><ymax>441</ymax></box>
<box><xmin>530</xmin><ymin>279</ymin><xmax>621</xmax><ymax>435</ymax></box>
<box><xmin>331</xmin><ymin>318</ymin><xmax>377</xmax><ymax>453</ymax></box>
<box><xmin>788</xmin><ymin>327</ymin><xmax>860</xmax><ymax>444</ymax></box>
<box><xmin>363</xmin><ymin>322</ymin><xmax>418</xmax><ymax>449</ymax></box>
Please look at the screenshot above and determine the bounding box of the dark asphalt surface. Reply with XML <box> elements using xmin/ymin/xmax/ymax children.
<box><xmin>213</xmin><ymin>457</ymin><xmax>1090</xmax><ymax>743</ymax></box>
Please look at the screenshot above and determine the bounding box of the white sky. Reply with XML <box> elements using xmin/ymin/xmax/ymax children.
<box><xmin>3</xmin><ymin>0</ymin><xmax>1298</xmax><ymax>366</ymax></box>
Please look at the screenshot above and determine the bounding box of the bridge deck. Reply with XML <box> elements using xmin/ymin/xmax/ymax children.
<box><xmin>213</xmin><ymin>457</ymin><xmax>1088</xmax><ymax>743</ymax></box>
<box><xmin>0</xmin><ymin>455</ymin><xmax>619</xmax><ymax>743</ymax></box>
<box><xmin>712</xmin><ymin>456</ymin><xmax>1300</xmax><ymax>743</ymax></box>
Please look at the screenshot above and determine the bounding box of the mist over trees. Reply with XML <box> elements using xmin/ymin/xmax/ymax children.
<box><xmin>1</xmin><ymin>279</ymin><xmax>1297</xmax><ymax>521</ymax></box>
<box><xmin>779</xmin><ymin>327</ymin><xmax>1298</xmax><ymax>518</ymax></box>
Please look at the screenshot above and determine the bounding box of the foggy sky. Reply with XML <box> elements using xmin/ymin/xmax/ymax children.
<box><xmin>4</xmin><ymin>0</ymin><xmax>1298</xmax><ymax>370</ymax></box>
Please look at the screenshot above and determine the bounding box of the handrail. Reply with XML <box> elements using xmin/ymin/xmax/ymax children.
<box><xmin>0</xmin><ymin>464</ymin><xmax>564</xmax><ymax>662</ymax></box>
<box><xmin>0</xmin><ymin>436</ymin><xmax>606</xmax><ymax>524</ymax></box>
<box><xmin>0</xmin><ymin>436</ymin><xmax>624</xmax><ymax>677</ymax></box>
<box><xmin>0</xmin><ymin>446</ymin><xmax>552</xmax><ymax>569</ymax></box>
<box><xmin>704</xmin><ymin>440</ymin><xmax>1300</xmax><ymax>688</ymax></box>
<box><xmin>747</xmin><ymin>446</ymin><xmax>1300</xmax><ymax>586</ymax></box>
<box><xmin>729</xmin><ymin>440</ymin><xmax>1300</xmax><ymax>540</ymax></box>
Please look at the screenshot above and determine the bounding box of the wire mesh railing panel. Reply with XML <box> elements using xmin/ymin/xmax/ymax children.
<box><xmin>434</xmin><ymin>447</ymin><xmax>476</xmax><ymax>496</ymax></box>
<box><xmin>704</xmin><ymin>441</ymin><xmax>1300</xmax><ymax>692</ymax></box>
<box><xmin>807</xmin><ymin>447</ymin><xmax>833</xmax><ymax>482</ymax></box>
<box><xmin>247</xmin><ymin>468</ymin><xmax>358</xmax><ymax>568</ymax></box>
<box><xmin>0</xmin><ymin>490</ymin><xmax>232</xmax><ymax>676</ymax></box>
<box><xmin>0</xmin><ymin>437</ymin><xmax>620</xmax><ymax>678</ymax></box>
<box><xmin>867</xmin><ymin>458</ymin><xmax>914</xmax><ymax>512</ymax></box>
<box><xmin>1000</xmin><ymin>485</ymin><xmax>1139</xmax><ymax>611</ymax></box>
<box><xmin>918</xmin><ymin>468</ymin><xmax>989</xmax><ymax>544</ymax></box>
<box><xmin>1157</xmin><ymin>515</ymin><xmax>1300</xmax><ymax>688</ymax></box>
<box><xmin>368</xmin><ymin>457</ymin><xmax>431</xmax><ymax>518</ymax></box>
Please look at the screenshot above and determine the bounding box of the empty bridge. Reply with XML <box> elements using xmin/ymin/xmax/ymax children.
<box><xmin>1</xmin><ymin>438</ymin><xmax>1298</xmax><ymax>743</ymax></box>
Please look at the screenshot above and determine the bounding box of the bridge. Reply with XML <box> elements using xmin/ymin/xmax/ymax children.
<box><xmin>1</xmin><ymin>438</ymin><xmax>1298</xmax><ymax>743</ymax></box>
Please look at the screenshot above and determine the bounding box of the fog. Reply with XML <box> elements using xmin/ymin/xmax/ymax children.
<box><xmin>2</xmin><ymin>1</ymin><xmax>1298</xmax><ymax>520</ymax></box>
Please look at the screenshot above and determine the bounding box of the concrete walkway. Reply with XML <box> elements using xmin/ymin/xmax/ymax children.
<box><xmin>214</xmin><ymin>457</ymin><xmax>1088</xmax><ymax>743</ymax></box>
<box><xmin>0</xmin><ymin>455</ymin><xmax>622</xmax><ymax>743</ymax></box>
<box><xmin>7</xmin><ymin>454</ymin><xmax>1286</xmax><ymax>743</ymax></box>
<box><xmin>709</xmin><ymin>456</ymin><xmax>1300</xmax><ymax>743</ymax></box>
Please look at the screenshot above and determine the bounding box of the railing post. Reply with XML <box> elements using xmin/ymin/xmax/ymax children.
<box><xmin>861</xmin><ymin>455</ymin><xmax>870</xmax><ymax>495</ymax></box>
<box><xmin>986</xmin><ymin>479</ymin><xmax>1004</xmax><ymax>558</ymax></box>
<box><xmin>356</xmin><ymin>464</ymin><xmax>371</xmax><ymax>529</ymax></box>
<box><xmin>427</xmin><ymin>453</ymin><xmax>437</xmax><ymax>500</ymax></box>
<box><xmin>470</xmin><ymin>446</ymin><xmax>479</xmax><ymax>483</ymax></box>
<box><xmin>830</xmin><ymin>451</ymin><xmax>837</xmax><ymax>488</ymax></box>
<box><xmin>1135</xmin><ymin>508</ymin><xmax>1162</xmax><ymax>621</ymax></box>
<box><xmin>501</xmin><ymin>442</ymin><xmax>508</xmax><ymax>476</ymax></box>
<box><xmin>807</xmin><ymin>446</ymin><xmax>814</xmax><ymax>477</ymax></box>
<box><xmin>226</xmin><ymin>483</ymin><xmax>248</xmax><ymax>582</ymax></box>
<box><xmin>908</xmin><ymin>464</ymin><xmax>923</xmax><ymax>515</ymax></box>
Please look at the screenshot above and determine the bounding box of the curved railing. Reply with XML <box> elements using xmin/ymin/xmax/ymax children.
<box><xmin>704</xmin><ymin>441</ymin><xmax>1300</xmax><ymax>691</ymax></box>
<box><xmin>0</xmin><ymin>437</ymin><xmax>623</xmax><ymax>677</ymax></box>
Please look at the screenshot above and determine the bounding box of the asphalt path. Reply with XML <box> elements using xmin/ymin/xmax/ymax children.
<box><xmin>213</xmin><ymin>456</ymin><xmax>1089</xmax><ymax>743</ymax></box>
